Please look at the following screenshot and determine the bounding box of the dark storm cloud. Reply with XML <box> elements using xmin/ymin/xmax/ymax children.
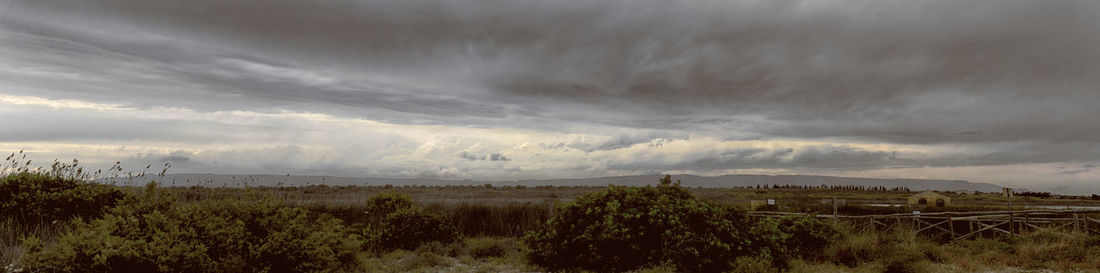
<box><xmin>159</xmin><ymin>155</ymin><xmax>189</xmax><ymax>162</ymax></box>
<box><xmin>3</xmin><ymin>0</ymin><xmax>1100</xmax><ymax>171</ymax></box>
<box><xmin>0</xmin><ymin>16</ymin><xmax>512</xmax><ymax>125</ymax></box>
<box><xmin>1059</xmin><ymin>169</ymin><xmax>1090</xmax><ymax>175</ymax></box>
<box><xmin>0</xmin><ymin>104</ymin><xmax>273</xmax><ymax>143</ymax></box>
<box><xmin>566</xmin><ymin>132</ymin><xmax>690</xmax><ymax>152</ymax></box>
<box><xmin>459</xmin><ymin>151</ymin><xmax>511</xmax><ymax>162</ymax></box>
<box><xmin>487</xmin><ymin>153</ymin><xmax>510</xmax><ymax>162</ymax></box>
<box><xmin>154</xmin><ymin>151</ymin><xmax>194</xmax><ymax>163</ymax></box>
<box><xmin>602</xmin><ymin>140</ymin><xmax>1100</xmax><ymax>173</ymax></box>
<box><xmin>603</xmin><ymin>144</ymin><xmax>901</xmax><ymax>172</ymax></box>
<box><xmin>1055</xmin><ymin>164</ymin><xmax>1094</xmax><ymax>175</ymax></box>
<box><xmin>913</xmin><ymin>142</ymin><xmax>1100</xmax><ymax>168</ymax></box>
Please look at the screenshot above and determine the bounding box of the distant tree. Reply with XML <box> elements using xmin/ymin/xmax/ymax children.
<box><xmin>658</xmin><ymin>174</ymin><xmax>681</xmax><ymax>186</ymax></box>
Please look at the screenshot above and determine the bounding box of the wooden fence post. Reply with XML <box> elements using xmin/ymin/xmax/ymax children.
<box><xmin>1083</xmin><ymin>215</ymin><xmax>1088</xmax><ymax>234</ymax></box>
<box><xmin>1009</xmin><ymin>212</ymin><xmax>1015</xmax><ymax>237</ymax></box>
<box><xmin>1074</xmin><ymin>213</ymin><xmax>1080</xmax><ymax>233</ymax></box>
<box><xmin>1086</xmin><ymin>215</ymin><xmax>1094</xmax><ymax>234</ymax></box>
<box><xmin>1024</xmin><ymin>213</ymin><xmax>1030</xmax><ymax>233</ymax></box>
<box><xmin>948</xmin><ymin>214</ymin><xmax>955</xmax><ymax>240</ymax></box>
<box><xmin>832</xmin><ymin>197</ymin><xmax>838</xmax><ymax>226</ymax></box>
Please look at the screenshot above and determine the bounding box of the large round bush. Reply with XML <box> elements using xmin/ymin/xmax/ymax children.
<box><xmin>751</xmin><ymin>215</ymin><xmax>841</xmax><ymax>266</ymax></box>
<box><xmin>366</xmin><ymin>208</ymin><xmax>460</xmax><ymax>251</ymax></box>
<box><xmin>363</xmin><ymin>191</ymin><xmax>416</xmax><ymax>219</ymax></box>
<box><xmin>523</xmin><ymin>176</ymin><xmax>752</xmax><ymax>273</ymax></box>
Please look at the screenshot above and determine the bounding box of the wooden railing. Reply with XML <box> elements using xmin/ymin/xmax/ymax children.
<box><xmin>748</xmin><ymin>209</ymin><xmax>1100</xmax><ymax>240</ymax></box>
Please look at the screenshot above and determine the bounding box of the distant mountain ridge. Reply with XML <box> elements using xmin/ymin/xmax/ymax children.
<box><xmin>112</xmin><ymin>173</ymin><xmax>1004</xmax><ymax>193</ymax></box>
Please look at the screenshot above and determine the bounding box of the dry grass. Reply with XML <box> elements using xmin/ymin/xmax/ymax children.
<box><xmin>962</xmin><ymin>231</ymin><xmax>1100</xmax><ymax>271</ymax></box>
<box><xmin>815</xmin><ymin>225</ymin><xmax>1100</xmax><ymax>273</ymax></box>
<box><xmin>353</xmin><ymin>237</ymin><xmax>533</xmax><ymax>273</ymax></box>
<box><xmin>1</xmin><ymin>218</ymin><xmax>71</xmax><ymax>270</ymax></box>
<box><xmin>161</xmin><ymin>185</ymin><xmax>1100</xmax><ymax>217</ymax></box>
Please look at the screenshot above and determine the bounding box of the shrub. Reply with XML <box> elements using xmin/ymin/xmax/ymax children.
<box><xmin>18</xmin><ymin>185</ymin><xmax>360</xmax><ymax>273</ymax></box>
<box><xmin>776</xmin><ymin>215</ymin><xmax>841</xmax><ymax>258</ymax></box>
<box><xmin>364</xmin><ymin>191</ymin><xmax>416</xmax><ymax>220</ymax></box>
<box><xmin>0</xmin><ymin>172</ymin><xmax>124</xmax><ymax>223</ymax></box>
<box><xmin>360</xmin><ymin>192</ymin><xmax>461</xmax><ymax>253</ymax></box>
<box><xmin>751</xmin><ymin>215</ymin><xmax>840</xmax><ymax>266</ymax></box>
<box><xmin>825</xmin><ymin>232</ymin><xmax>879</xmax><ymax>267</ymax></box>
<box><xmin>366</xmin><ymin>208</ymin><xmax>460</xmax><ymax>252</ymax></box>
<box><xmin>523</xmin><ymin>175</ymin><xmax>751</xmax><ymax>273</ymax></box>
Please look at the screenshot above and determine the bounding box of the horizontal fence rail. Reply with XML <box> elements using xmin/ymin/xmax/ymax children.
<box><xmin>748</xmin><ymin>209</ymin><xmax>1100</xmax><ymax>240</ymax></box>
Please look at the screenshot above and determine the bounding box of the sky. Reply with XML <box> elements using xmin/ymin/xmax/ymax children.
<box><xmin>1</xmin><ymin>0</ymin><xmax>1098</xmax><ymax>193</ymax></box>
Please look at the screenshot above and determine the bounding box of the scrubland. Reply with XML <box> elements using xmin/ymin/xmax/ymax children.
<box><xmin>4</xmin><ymin>155</ymin><xmax>1100</xmax><ymax>273</ymax></box>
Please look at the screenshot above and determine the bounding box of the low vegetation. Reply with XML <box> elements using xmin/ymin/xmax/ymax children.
<box><xmin>4</xmin><ymin>156</ymin><xmax>1100</xmax><ymax>272</ymax></box>
<box><xmin>18</xmin><ymin>183</ymin><xmax>361</xmax><ymax>273</ymax></box>
<box><xmin>0</xmin><ymin>163</ymin><xmax>124</xmax><ymax>224</ymax></box>
<box><xmin>363</xmin><ymin>193</ymin><xmax>460</xmax><ymax>252</ymax></box>
<box><xmin>751</xmin><ymin>215</ymin><xmax>842</xmax><ymax>267</ymax></box>
<box><xmin>525</xmin><ymin>175</ymin><xmax>751</xmax><ymax>272</ymax></box>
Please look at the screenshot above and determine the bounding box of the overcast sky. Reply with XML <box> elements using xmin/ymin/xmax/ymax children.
<box><xmin>2</xmin><ymin>0</ymin><xmax>1099</xmax><ymax>193</ymax></box>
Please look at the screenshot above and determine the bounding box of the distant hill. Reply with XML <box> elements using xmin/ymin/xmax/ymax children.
<box><xmin>108</xmin><ymin>173</ymin><xmax>1004</xmax><ymax>193</ymax></box>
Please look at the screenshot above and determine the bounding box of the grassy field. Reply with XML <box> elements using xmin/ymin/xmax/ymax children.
<box><xmin>6</xmin><ymin>171</ymin><xmax>1100</xmax><ymax>272</ymax></box>
<box><xmin>166</xmin><ymin>184</ymin><xmax>1100</xmax><ymax>224</ymax></box>
<box><xmin>166</xmin><ymin>183</ymin><xmax>1100</xmax><ymax>210</ymax></box>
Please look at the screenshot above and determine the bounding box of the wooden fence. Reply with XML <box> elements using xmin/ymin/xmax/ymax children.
<box><xmin>748</xmin><ymin>209</ymin><xmax>1100</xmax><ymax>240</ymax></box>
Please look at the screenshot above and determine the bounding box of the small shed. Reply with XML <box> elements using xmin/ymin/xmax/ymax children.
<box><xmin>908</xmin><ymin>191</ymin><xmax>950</xmax><ymax>208</ymax></box>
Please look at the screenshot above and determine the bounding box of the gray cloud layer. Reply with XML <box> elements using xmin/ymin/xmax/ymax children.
<box><xmin>2</xmin><ymin>0</ymin><xmax>1099</xmax><ymax>190</ymax></box>
<box><xmin>6</xmin><ymin>0</ymin><xmax>1098</xmax><ymax>141</ymax></box>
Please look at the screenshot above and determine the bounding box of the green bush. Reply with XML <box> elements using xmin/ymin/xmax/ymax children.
<box><xmin>0</xmin><ymin>172</ymin><xmax>124</xmax><ymax>223</ymax></box>
<box><xmin>751</xmin><ymin>215</ymin><xmax>840</xmax><ymax>266</ymax></box>
<box><xmin>366</xmin><ymin>208</ymin><xmax>460</xmax><ymax>252</ymax></box>
<box><xmin>18</xmin><ymin>185</ymin><xmax>360</xmax><ymax>273</ymax></box>
<box><xmin>364</xmin><ymin>191</ymin><xmax>416</xmax><ymax>222</ymax></box>
<box><xmin>523</xmin><ymin>175</ymin><xmax>752</xmax><ymax>273</ymax></box>
<box><xmin>360</xmin><ymin>192</ymin><xmax>461</xmax><ymax>252</ymax></box>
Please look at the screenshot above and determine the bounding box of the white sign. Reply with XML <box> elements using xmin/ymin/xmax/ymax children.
<box><xmin>912</xmin><ymin>211</ymin><xmax>921</xmax><ymax>215</ymax></box>
<box><xmin>767</xmin><ymin>199</ymin><xmax>775</xmax><ymax>205</ymax></box>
